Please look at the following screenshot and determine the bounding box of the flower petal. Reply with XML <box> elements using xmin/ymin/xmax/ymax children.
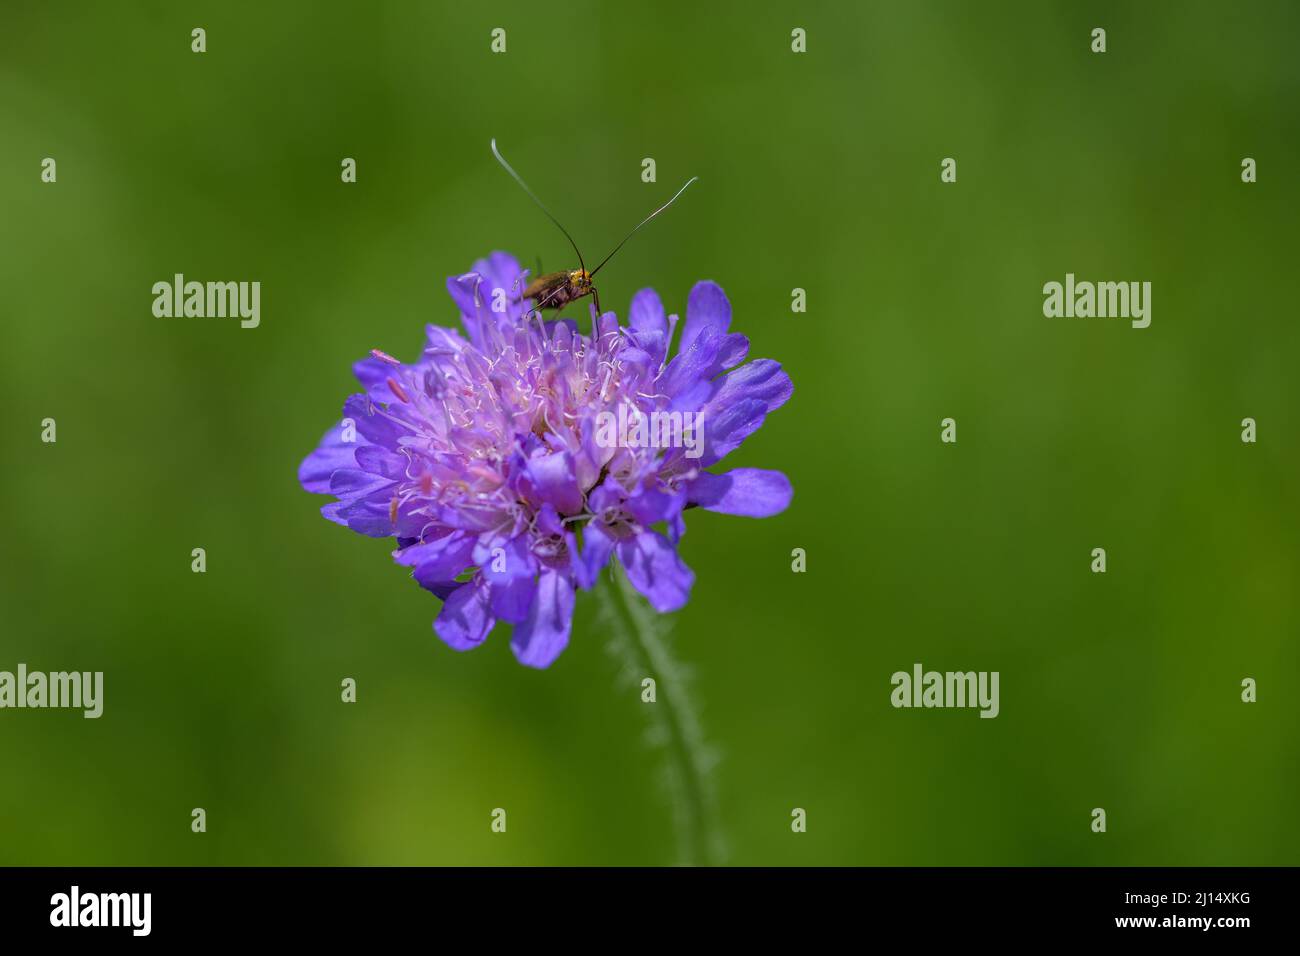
<box><xmin>354</xmin><ymin>444</ymin><xmax>407</xmax><ymax>481</ymax></box>
<box><xmin>710</xmin><ymin>358</ymin><xmax>793</xmax><ymax>415</ymax></box>
<box><xmin>658</xmin><ymin>328</ymin><xmax>751</xmax><ymax>410</ymax></box>
<box><xmin>478</xmin><ymin>251</ymin><xmax>527</xmax><ymax>299</ymax></box>
<box><xmin>433</xmin><ymin>578</ymin><xmax>495</xmax><ymax>650</ymax></box>
<box><xmin>518</xmin><ymin>450</ymin><xmax>584</xmax><ymax>516</ymax></box>
<box><xmin>678</xmin><ymin>280</ymin><xmax>731</xmax><ymax>357</ymax></box>
<box><xmin>401</xmin><ymin>532</ymin><xmax>477</xmax><ymax>591</ymax></box>
<box><xmin>320</xmin><ymin>500</ymin><xmax>347</xmax><ymax>526</ymax></box>
<box><xmin>477</xmin><ymin>536</ymin><xmax>538</xmax><ymax>623</ymax></box>
<box><xmin>629</xmin><ymin>287</ymin><xmax>667</xmax><ymax>336</ymax></box>
<box><xmin>626</xmin><ymin>480</ymin><xmax>687</xmax><ymax>528</ymax></box>
<box><xmin>715</xmin><ymin>333</ymin><xmax>749</xmax><ymax>371</ymax></box>
<box><xmin>576</xmin><ymin>520</ymin><xmax>616</xmax><ymax>590</ymax></box>
<box><xmin>687</xmin><ymin>468</ymin><xmax>792</xmax><ymax>517</ymax></box>
<box><xmin>335</xmin><ymin>496</ymin><xmax>398</xmax><ymax>537</ymax></box>
<box><xmin>298</xmin><ymin>422</ymin><xmax>359</xmax><ymax>494</ymax></box>
<box><xmin>328</xmin><ymin>468</ymin><xmax>396</xmax><ymax>501</ymax></box>
<box><xmin>353</xmin><ymin>355</ymin><xmax>400</xmax><ymax>403</ymax></box>
<box><xmin>342</xmin><ymin>394</ymin><xmax>410</xmax><ymax>449</ymax></box>
<box><xmin>699</xmin><ymin>397</ymin><xmax>768</xmax><ymax>467</ymax></box>
<box><xmin>628</xmin><ymin>287</ymin><xmax>669</xmax><ymax>366</ymax></box>
<box><xmin>510</xmin><ymin>568</ymin><xmax>575</xmax><ymax>668</ymax></box>
<box><xmin>617</xmin><ymin>530</ymin><xmax>694</xmax><ymax>612</ymax></box>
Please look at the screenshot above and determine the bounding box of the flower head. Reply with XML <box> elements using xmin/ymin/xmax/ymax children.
<box><xmin>299</xmin><ymin>252</ymin><xmax>793</xmax><ymax>667</ymax></box>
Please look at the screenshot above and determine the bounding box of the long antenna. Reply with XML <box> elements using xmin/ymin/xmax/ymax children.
<box><xmin>491</xmin><ymin>139</ymin><xmax>586</xmax><ymax>273</ymax></box>
<box><xmin>591</xmin><ymin>176</ymin><xmax>699</xmax><ymax>278</ymax></box>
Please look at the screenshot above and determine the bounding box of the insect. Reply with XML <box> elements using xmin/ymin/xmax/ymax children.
<box><xmin>490</xmin><ymin>138</ymin><xmax>698</xmax><ymax>320</ymax></box>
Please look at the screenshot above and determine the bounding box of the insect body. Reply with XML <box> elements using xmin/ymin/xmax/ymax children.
<box><xmin>491</xmin><ymin>139</ymin><xmax>697</xmax><ymax>320</ymax></box>
<box><xmin>522</xmin><ymin>268</ymin><xmax>594</xmax><ymax>314</ymax></box>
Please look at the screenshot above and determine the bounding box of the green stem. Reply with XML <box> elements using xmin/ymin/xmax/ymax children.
<box><xmin>596</xmin><ymin>562</ymin><xmax>722</xmax><ymax>866</ymax></box>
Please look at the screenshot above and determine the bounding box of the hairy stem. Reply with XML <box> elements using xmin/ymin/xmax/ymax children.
<box><xmin>596</xmin><ymin>562</ymin><xmax>722</xmax><ymax>866</ymax></box>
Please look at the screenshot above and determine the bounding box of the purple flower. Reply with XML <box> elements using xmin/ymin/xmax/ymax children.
<box><xmin>298</xmin><ymin>252</ymin><xmax>793</xmax><ymax>668</ymax></box>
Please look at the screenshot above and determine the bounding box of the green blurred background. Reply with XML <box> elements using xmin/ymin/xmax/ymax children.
<box><xmin>1</xmin><ymin>1</ymin><xmax>1297</xmax><ymax>865</ymax></box>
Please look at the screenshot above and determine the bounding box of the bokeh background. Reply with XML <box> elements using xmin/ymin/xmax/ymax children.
<box><xmin>1</xmin><ymin>1</ymin><xmax>1297</xmax><ymax>865</ymax></box>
